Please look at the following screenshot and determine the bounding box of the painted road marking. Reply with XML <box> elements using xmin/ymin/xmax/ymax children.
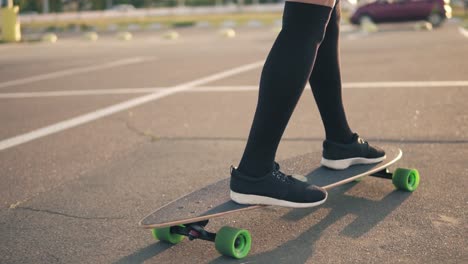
<box><xmin>0</xmin><ymin>57</ymin><xmax>157</xmax><ymax>90</ymax></box>
<box><xmin>0</xmin><ymin>88</ymin><xmax>166</xmax><ymax>98</ymax></box>
<box><xmin>0</xmin><ymin>61</ymin><xmax>264</xmax><ymax>151</ymax></box>
<box><xmin>1</xmin><ymin>81</ymin><xmax>468</xmax><ymax>98</ymax></box>
<box><xmin>342</xmin><ymin>81</ymin><xmax>468</xmax><ymax>88</ymax></box>
<box><xmin>194</xmin><ymin>81</ymin><xmax>468</xmax><ymax>90</ymax></box>
<box><xmin>458</xmin><ymin>27</ymin><xmax>468</xmax><ymax>38</ymax></box>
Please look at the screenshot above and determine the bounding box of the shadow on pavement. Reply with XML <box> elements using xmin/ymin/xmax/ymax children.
<box><xmin>208</xmin><ymin>182</ymin><xmax>411</xmax><ymax>264</ymax></box>
<box><xmin>113</xmin><ymin>242</ymin><xmax>173</xmax><ymax>264</ymax></box>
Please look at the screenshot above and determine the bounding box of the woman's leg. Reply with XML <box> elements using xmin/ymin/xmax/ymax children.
<box><xmin>237</xmin><ymin>0</ymin><xmax>334</xmax><ymax>178</ymax></box>
<box><xmin>308</xmin><ymin>1</ymin><xmax>354</xmax><ymax>144</ymax></box>
<box><xmin>230</xmin><ymin>0</ymin><xmax>337</xmax><ymax>207</ymax></box>
<box><xmin>308</xmin><ymin>1</ymin><xmax>386</xmax><ymax>170</ymax></box>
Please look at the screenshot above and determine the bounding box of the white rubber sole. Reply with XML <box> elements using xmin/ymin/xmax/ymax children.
<box><xmin>230</xmin><ymin>190</ymin><xmax>327</xmax><ymax>208</ymax></box>
<box><xmin>321</xmin><ymin>155</ymin><xmax>386</xmax><ymax>170</ymax></box>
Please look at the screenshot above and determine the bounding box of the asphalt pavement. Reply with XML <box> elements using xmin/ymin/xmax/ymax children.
<box><xmin>0</xmin><ymin>22</ymin><xmax>467</xmax><ymax>263</ymax></box>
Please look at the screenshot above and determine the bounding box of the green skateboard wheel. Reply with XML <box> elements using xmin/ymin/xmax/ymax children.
<box><xmin>215</xmin><ymin>226</ymin><xmax>251</xmax><ymax>259</ymax></box>
<box><xmin>392</xmin><ymin>168</ymin><xmax>420</xmax><ymax>192</ymax></box>
<box><xmin>152</xmin><ymin>226</ymin><xmax>185</xmax><ymax>244</ymax></box>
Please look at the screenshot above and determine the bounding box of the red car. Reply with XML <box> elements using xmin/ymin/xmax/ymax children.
<box><xmin>350</xmin><ymin>0</ymin><xmax>452</xmax><ymax>27</ymax></box>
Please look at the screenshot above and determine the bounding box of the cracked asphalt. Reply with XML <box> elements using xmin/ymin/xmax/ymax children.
<box><xmin>1</xmin><ymin>22</ymin><xmax>467</xmax><ymax>263</ymax></box>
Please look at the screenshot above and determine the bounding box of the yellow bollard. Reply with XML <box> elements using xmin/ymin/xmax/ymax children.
<box><xmin>1</xmin><ymin>6</ymin><xmax>21</xmax><ymax>42</ymax></box>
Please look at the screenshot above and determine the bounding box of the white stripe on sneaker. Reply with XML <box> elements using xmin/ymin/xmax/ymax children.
<box><xmin>230</xmin><ymin>191</ymin><xmax>327</xmax><ymax>208</ymax></box>
<box><xmin>320</xmin><ymin>155</ymin><xmax>386</xmax><ymax>170</ymax></box>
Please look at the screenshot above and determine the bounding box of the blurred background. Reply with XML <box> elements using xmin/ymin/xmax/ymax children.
<box><xmin>0</xmin><ymin>0</ymin><xmax>466</xmax><ymax>42</ymax></box>
<box><xmin>1</xmin><ymin>0</ymin><xmax>467</xmax><ymax>263</ymax></box>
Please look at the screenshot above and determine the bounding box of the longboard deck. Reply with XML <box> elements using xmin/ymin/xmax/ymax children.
<box><xmin>140</xmin><ymin>146</ymin><xmax>402</xmax><ymax>229</ymax></box>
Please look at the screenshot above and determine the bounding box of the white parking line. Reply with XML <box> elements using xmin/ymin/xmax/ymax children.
<box><xmin>0</xmin><ymin>57</ymin><xmax>157</xmax><ymax>89</ymax></box>
<box><xmin>458</xmin><ymin>27</ymin><xmax>468</xmax><ymax>38</ymax></box>
<box><xmin>195</xmin><ymin>81</ymin><xmax>468</xmax><ymax>90</ymax></box>
<box><xmin>1</xmin><ymin>81</ymin><xmax>467</xmax><ymax>99</ymax></box>
<box><xmin>342</xmin><ymin>81</ymin><xmax>468</xmax><ymax>88</ymax></box>
<box><xmin>0</xmin><ymin>61</ymin><xmax>264</xmax><ymax>151</ymax></box>
<box><xmin>0</xmin><ymin>88</ymin><xmax>166</xmax><ymax>98</ymax></box>
<box><xmin>191</xmin><ymin>86</ymin><xmax>258</xmax><ymax>92</ymax></box>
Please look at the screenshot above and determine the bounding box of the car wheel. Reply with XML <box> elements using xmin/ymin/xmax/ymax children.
<box><xmin>428</xmin><ymin>13</ymin><xmax>443</xmax><ymax>27</ymax></box>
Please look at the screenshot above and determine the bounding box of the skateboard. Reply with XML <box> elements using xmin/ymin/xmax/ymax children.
<box><xmin>139</xmin><ymin>146</ymin><xmax>420</xmax><ymax>259</ymax></box>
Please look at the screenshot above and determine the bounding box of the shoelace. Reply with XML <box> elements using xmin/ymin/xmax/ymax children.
<box><xmin>272</xmin><ymin>170</ymin><xmax>294</xmax><ymax>184</ymax></box>
<box><xmin>357</xmin><ymin>136</ymin><xmax>368</xmax><ymax>145</ymax></box>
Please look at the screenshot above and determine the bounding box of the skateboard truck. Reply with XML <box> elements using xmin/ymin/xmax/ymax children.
<box><xmin>371</xmin><ymin>168</ymin><xmax>393</xmax><ymax>179</ymax></box>
<box><xmin>153</xmin><ymin>220</ymin><xmax>252</xmax><ymax>259</ymax></box>
<box><xmin>170</xmin><ymin>220</ymin><xmax>251</xmax><ymax>254</ymax></box>
<box><xmin>170</xmin><ymin>220</ymin><xmax>216</xmax><ymax>242</ymax></box>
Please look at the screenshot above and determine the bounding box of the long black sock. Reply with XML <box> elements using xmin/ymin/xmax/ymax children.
<box><xmin>238</xmin><ymin>2</ymin><xmax>332</xmax><ymax>178</ymax></box>
<box><xmin>309</xmin><ymin>1</ymin><xmax>354</xmax><ymax>144</ymax></box>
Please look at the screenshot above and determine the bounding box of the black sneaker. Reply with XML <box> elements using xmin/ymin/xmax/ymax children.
<box><xmin>230</xmin><ymin>163</ymin><xmax>327</xmax><ymax>208</ymax></box>
<box><xmin>321</xmin><ymin>133</ymin><xmax>386</xmax><ymax>170</ymax></box>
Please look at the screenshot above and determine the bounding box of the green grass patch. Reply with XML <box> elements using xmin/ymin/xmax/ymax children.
<box><xmin>452</xmin><ymin>6</ymin><xmax>468</xmax><ymax>19</ymax></box>
<box><xmin>451</xmin><ymin>7</ymin><xmax>468</xmax><ymax>28</ymax></box>
<box><xmin>21</xmin><ymin>12</ymin><xmax>283</xmax><ymax>32</ymax></box>
<box><xmin>172</xmin><ymin>21</ymin><xmax>197</xmax><ymax>28</ymax></box>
